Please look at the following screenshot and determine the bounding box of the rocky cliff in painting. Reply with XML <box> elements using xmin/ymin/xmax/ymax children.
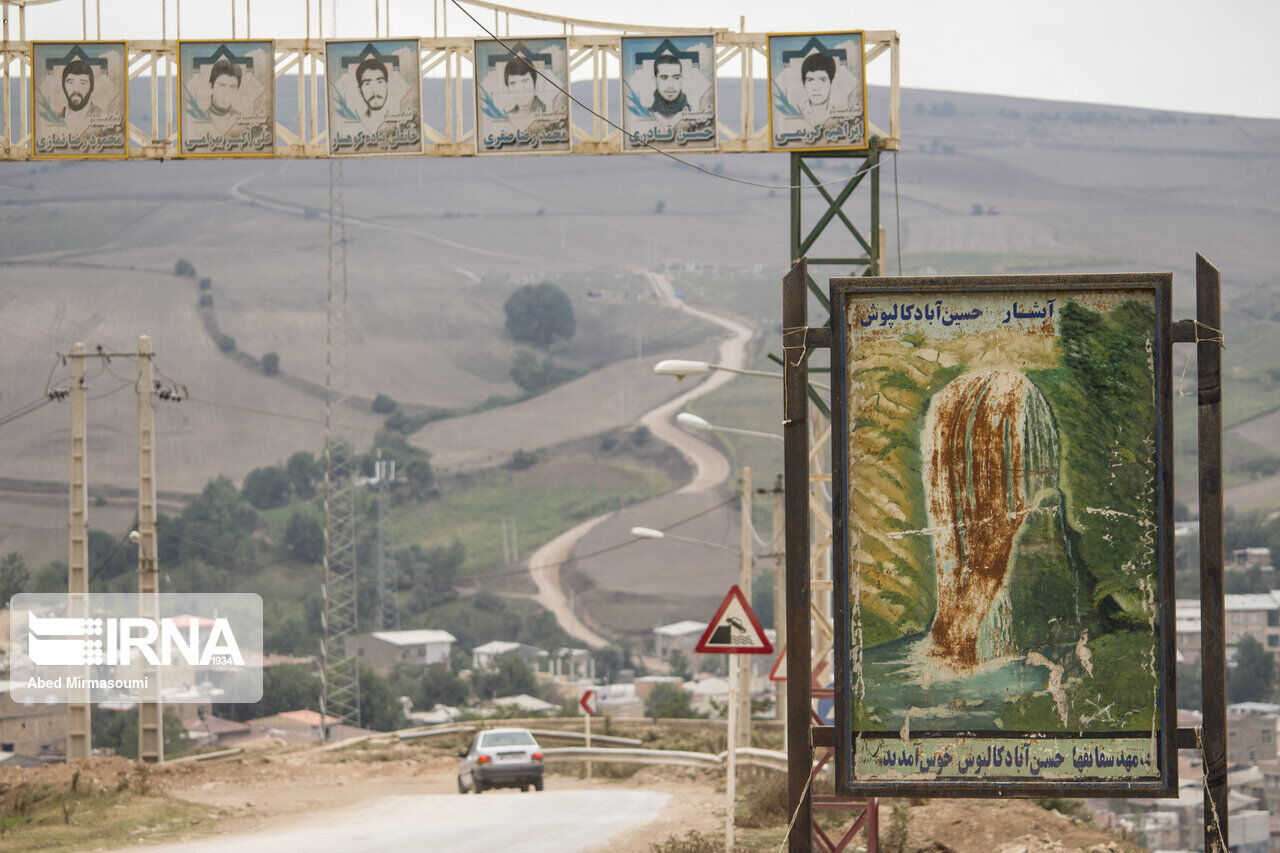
<box><xmin>847</xmin><ymin>293</ymin><xmax>1162</xmax><ymax>732</ymax></box>
<box><xmin>922</xmin><ymin>369</ymin><xmax>1079</xmax><ymax>673</ymax></box>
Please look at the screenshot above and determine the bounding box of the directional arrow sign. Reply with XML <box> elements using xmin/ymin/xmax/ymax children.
<box><xmin>694</xmin><ymin>584</ymin><xmax>773</xmax><ymax>654</ymax></box>
<box><xmin>578</xmin><ymin>688</ymin><xmax>598</xmax><ymax>715</ymax></box>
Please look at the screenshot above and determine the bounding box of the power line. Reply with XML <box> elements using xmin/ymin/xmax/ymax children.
<box><xmin>0</xmin><ymin>396</ymin><xmax>53</xmax><ymax>429</ymax></box>
<box><xmin>463</xmin><ymin>494</ymin><xmax>742</xmax><ymax>584</ymax></box>
<box><xmin>159</xmin><ymin>494</ymin><xmax>743</xmax><ymax>594</ymax></box>
<box><xmin>180</xmin><ymin>391</ymin><xmax>698</xmax><ymax>480</ymax></box>
<box><xmin>447</xmin><ymin>0</ymin><xmax>886</xmax><ymax>193</ymax></box>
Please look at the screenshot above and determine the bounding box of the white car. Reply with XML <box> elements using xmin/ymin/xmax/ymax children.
<box><xmin>457</xmin><ymin>728</ymin><xmax>545</xmax><ymax>793</ymax></box>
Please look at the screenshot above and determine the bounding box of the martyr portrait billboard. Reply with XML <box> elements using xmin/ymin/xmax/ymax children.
<box><xmin>325</xmin><ymin>39</ymin><xmax>423</xmax><ymax>155</ymax></box>
<box><xmin>32</xmin><ymin>42</ymin><xmax>128</xmax><ymax>158</ymax></box>
<box><xmin>621</xmin><ymin>35</ymin><xmax>716</xmax><ymax>152</ymax></box>
<box><xmin>767</xmin><ymin>32</ymin><xmax>866</xmax><ymax>151</ymax></box>
<box><xmin>474</xmin><ymin>38</ymin><xmax>570</xmax><ymax>154</ymax></box>
<box><xmin>179</xmin><ymin>41</ymin><xmax>275</xmax><ymax>156</ymax></box>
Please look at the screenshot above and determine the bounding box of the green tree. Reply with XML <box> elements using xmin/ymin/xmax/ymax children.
<box><xmin>174</xmin><ymin>259</ymin><xmax>195</xmax><ymax>276</ymax></box>
<box><xmin>176</xmin><ymin>476</ymin><xmax>259</xmax><ymax>566</ymax></box>
<box><xmin>1177</xmin><ymin>660</ymin><xmax>1202</xmax><ymax>712</ymax></box>
<box><xmin>29</xmin><ymin>561</ymin><xmax>66</xmax><ymax>594</ymax></box>
<box><xmin>669</xmin><ymin>651</ymin><xmax>692</xmax><ymax>680</ymax></box>
<box><xmin>751</xmin><ymin>570</ymin><xmax>774</xmax><ymax>627</ymax></box>
<box><xmin>93</xmin><ymin>710</ymin><xmax>187</xmax><ymax>758</ymax></box>
<box><xmin>217</xmin><ymin>663</ymin><xmax>319</xmax><ymax>723</ymax></box>
<box><xmin>242</xmin><ymin>465</ymin><xmax>292</xmax><ymax>510</ymax></box>
<box><xmin>473</xmin><ymin>654</ymin><xmax>537</xmax><ymax>700</ymax></box>
<box><xmin>360</xmin><ymin>665</ymin><xmax>407</xmax><ymax>731</ymax></box>
<box><xmin>503</xmin><ymin>282</ymin><xmax>575</xmax><ymax>347</ymax></box>
<box><xmin>88</xmin><ymin>528</ymin><xmax>136</xmax><ymax>584</ymax></box>
<box><xmin>398</xmin><ymin>540</ymin><xmax>463</xmax><ymax>607</ymax></box>
<box><xmin>0</xmin><ymin>552</ymin><xmax>29</xmax><ymax>606</ymax></box>
<box><xmin>509</xmin><ymin>350</ymin><xmax>582</xmax><ymax>393</ymax></box>
<box><xmin>262</xmin><ymin>352</ymin><xmax>280</xmax><ymax>376</ymax></box>
<box><xmin>285</xmin><ymin>508</ymin><xmax>324</xmax><ymax>564</ymax></box>
<box><xmin>371</xmin><ymin>393</ymin><xmax>398</xmax><ymax>414</ymax></box>
<box><xmin>286</xmin><ymin>451</ymin><xmax>320</xmax><ymax>499</ymax></box>
<box><xmin>402</xmin><ymin>457</ymin><xmax>435</xmax><ymax>499</ymax></box>
<box><xmin>394</xmin><ymin>663</ymin><xmax>469</xmax><ymax>710</ymax></box>
<box><xmin>645</xmin><ymin>682</ymin><xmax>701</xmax><ymax>719</ymax></box>
<box><xmin>198</xmin><ymin>277</ymin><xmax>212</xmax><ymax>290</ymax></box>
<box><xmin>1229</xmin><ymin>635</ymin><xmax>1274</xmax><ymax>702</ymax></box>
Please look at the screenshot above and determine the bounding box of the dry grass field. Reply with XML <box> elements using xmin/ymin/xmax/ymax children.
<box><xmin>1</xmin><ymin>84</ymin><xmax>1277</xmax><ymax>599</ymax></box>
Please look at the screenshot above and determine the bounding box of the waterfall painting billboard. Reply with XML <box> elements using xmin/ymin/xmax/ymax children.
<box><xmin>829</xmin><ymin>274</ymin><xmax>1175</xmax><ymax>798</ymax></box>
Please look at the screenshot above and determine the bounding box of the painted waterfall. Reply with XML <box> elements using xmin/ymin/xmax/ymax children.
<box><xmin>845</xmin><ymin>290</ymin><xmax>1162</xmax><ymax>734</ymax></box>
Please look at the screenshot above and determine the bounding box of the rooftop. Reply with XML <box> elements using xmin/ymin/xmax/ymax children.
<box><xmin>654</xmin><ymin>620</ymin><xmax>706</xmax><ymax>636</ymax></box>
<box><xmin>368</xmin><ymin>629</ymin><xmax>457</xmax><ymax>647</ymax></box>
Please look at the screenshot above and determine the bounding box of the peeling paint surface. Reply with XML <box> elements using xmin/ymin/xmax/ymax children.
<box><xmin>836</xmin><ymin>284</ymin><xmax>1173</xmax><ymax>789</ymax></box>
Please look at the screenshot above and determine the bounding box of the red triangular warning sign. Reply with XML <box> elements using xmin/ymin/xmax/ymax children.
<box><xmin>769</xmin><ymin>645</ymin><xmax>787</xmax><ymax>681</ymax></box>
<box><xmin>694</xmin><ymin>584</ymin><xmax>773</xmax><ymax>654</ymax></box>
<box><xmin>767</xmin><ymin>646</ymin><xmax>830</xmax><ymax>686</ymax></box>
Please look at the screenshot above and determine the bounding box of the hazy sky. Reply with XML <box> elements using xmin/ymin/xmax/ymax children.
<box><xmin>14</xmin><ymin>0</ymin><xmax>1279</xmax><ymax>119</ymax></box>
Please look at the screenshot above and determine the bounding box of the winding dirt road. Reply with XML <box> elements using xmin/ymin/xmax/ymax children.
<box><xmin>527</xmin><ymin>270</ymin><xmax>755</xmax><ymax>646</ymax></box>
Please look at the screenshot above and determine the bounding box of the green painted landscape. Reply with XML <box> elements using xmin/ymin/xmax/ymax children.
<box><xmin>846</xmin><ymin>288</ymin><xmax>1165</xmax><ymax>733</ymax></box>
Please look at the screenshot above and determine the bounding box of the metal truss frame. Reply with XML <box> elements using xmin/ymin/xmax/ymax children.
<box><xmin>0</xmin><ymin>32</ymin><xmax>898</xmax><ymax>159</ymax></box>
<box><xmin>780</xmin><ymin>129</ymin><xmax>887</xmax><ymax>848</ymax></box>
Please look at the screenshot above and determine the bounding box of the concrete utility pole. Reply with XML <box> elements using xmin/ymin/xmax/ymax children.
<box><xmin>737</xmin><ymin>467</ymin><xmax>752</xmax><ymax>747</ymax></box>
<box><xmin>66</xmin><ymin>342</ymin><xmax>91</xmax><ymax>761</ymax></box>
<box><xmin>137</xmin><ymin>335</ymin><xmax>163</xmax><ymax>763</ymax></box>
<box><xmin>762</xmin><ymin>475</ymin><xmax>786</xmax><ymax>735</ymax></box>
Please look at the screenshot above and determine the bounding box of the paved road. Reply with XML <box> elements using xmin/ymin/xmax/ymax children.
<box><xmin>142</xmin><ymin>789</ymin><xmax>671</xmax><ymax>853</ymax></box>
<box><xmin>525</xmin><ymin>269</ymin><xmax>755</xmax><ymax>646</ymax></box>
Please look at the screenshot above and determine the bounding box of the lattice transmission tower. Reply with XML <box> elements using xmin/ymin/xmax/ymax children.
<box><xmin>320</xmin><ymin>156</ymin><xmax>361</xmax><ymax>731</ymax></box>
<box><xmin>374</xmin><ymin>451</ymin><xmax>400</xmax><ymax>631</ymax></box>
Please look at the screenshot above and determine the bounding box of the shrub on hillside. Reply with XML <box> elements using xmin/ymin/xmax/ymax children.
<box><xmin>503</xmin><ymin>281</ymin><xmax>575</xmax><ymax>347</ymax></box>
<box><xmin>242</xmin><ymin>465</ymin><xmax>292</xmax><ymax>509</ymax></box>
<box><xmin>285</xmin><ymin>508</ymin><xmax>324</xmax><ymax>564</ymax></box>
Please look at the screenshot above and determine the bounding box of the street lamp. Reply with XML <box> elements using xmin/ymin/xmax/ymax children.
<box><xmin>653</xmin><ymin>359</ymin><xmax>830</xmax><ymax>390</ymax></box>
<box><xmin>629</xmin><ymin>526</ymin><xmax>742</xmax><ymax>557</ymax></box>
<box><xmin>653</xmin><ymin>359</ymin><xmax>784</xmax><ymax>382</ymax></box>
<box><xmin>676</xmin><ymin>412</ymin><xmax>783</xmax><ymax>443</ymax></box>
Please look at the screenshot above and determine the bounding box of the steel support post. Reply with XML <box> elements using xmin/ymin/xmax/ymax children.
<box><xmin>67</xmin><ymin>343</ymin><xmax>91</xmax><ymax>761</ymax></box>
<box><xmin>783</xmin><ymin>260</ymin><xmax>813</xmax><ymax>853</ymax></box>
<box><xmin>739</xmin><ymin>466</ymin><xmax>753</xmax><ymax>747</ymax></box>
<box><xmin>137</xmin><ymin>335</ymin><xmax>163</xmax><ymax>763</ymax></box>
<box><xmin>1196</xmin><ymin>255</ymin><xmax>1227</xmax><ymax>851</ymax></box>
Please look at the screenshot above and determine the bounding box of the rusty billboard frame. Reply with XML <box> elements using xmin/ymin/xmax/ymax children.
<box><xmin>783</xmin><ymin>258</ymin><xmax>1228</xmax><ymax>850</ymax></box>
<box><xmin>826</xmin><ymin>273</ymin><xmax>1177</xmax><ymax>799</ymax></box>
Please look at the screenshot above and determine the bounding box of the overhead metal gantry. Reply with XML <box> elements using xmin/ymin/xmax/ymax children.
<box><xmin>0</xmin><ymin>0</ymin><xmax>899</xmax><ymax>159</ymax></box>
